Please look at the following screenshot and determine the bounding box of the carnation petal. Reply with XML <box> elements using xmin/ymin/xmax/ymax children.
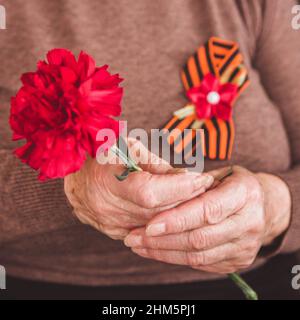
<box><xmin>38</xmin><ymin>139</ymin><xmax>86</xmax><ymax>180</ymax></box>
<box><xmin>47</xmin><ymin>48</ymin><xmax>77</xmax><ymax>69</ymax></box>
<box><xmin>60</xmin><ymin>66</ymin><xmax>77</xmax><ymax>84</ymax></box>
<box><xmin>21</xmin><ymin>72</ymin><xmax>35</xmax><ymax>87</ymax></box>
<box><xmin>83</xmin><ymin>116</ymin><xmax>121</xmax><ymax>157</ymax></box>
<box><xmin>78</xmin><ymin>51</ymin><xmax>96</xmax><ymax>80</ymax></box>
<box><xmin>92</xmin><ymin>67</ymin><xmax>123</xmax><ymax>89</ymax></box>
<box><xmin>86</xmin><ymin>88</ymin><xmax>123</xmax><ymax>116</ymax></box>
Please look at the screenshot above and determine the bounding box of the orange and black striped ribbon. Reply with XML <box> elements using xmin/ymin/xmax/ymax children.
<box><xmin>161</xmin><ymin>37</ymin><xmax>250</xmax><ymax>160</ymax></box>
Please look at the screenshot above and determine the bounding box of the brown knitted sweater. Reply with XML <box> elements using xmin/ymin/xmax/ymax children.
<box><xmin>0</xmin><ymin>0</ymin><xmax>300</xmax><ymax>286</ymax></box>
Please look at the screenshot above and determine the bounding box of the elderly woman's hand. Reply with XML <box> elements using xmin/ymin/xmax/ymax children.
<box><xmin>64</xmin><ymin>139</ymin><xmax>214</xmax><ymax>240</ymax></box>
<box><xmin>124</xmin><ymin>166</ymin><xmax>291</xmax><ymax>274</ymax></box>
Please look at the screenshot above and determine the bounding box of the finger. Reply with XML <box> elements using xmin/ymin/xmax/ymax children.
<box><xmin>74</xmin><ymin>208</ymin><xmax>102</xmax><ymax>231</ymax></box>
<box><xmin>131</xmin><ymin>242</ymin><xmax>238</xmax><ymax>266</ymax></box>
<box><xmin>101</xmin><ymin>226</ymin><xmax>130</xmax><ymax>240</ymax></box>
<box><xmin>100</xmin><ymin>138</ymin><xmax>185</xmax><ymax>175</ymax></box>
<box><xmin>125</xmin><ymin>214</ymin><xmax>245</xmax><ymax>250</ymax></box>
<box><xmin>127</xmin><ymin>139</ymin><xmax>192</xmax><ymax>176</ymax></box>
<box><xmin>193</xmin><ymin>245</ymin><xmax>258</xmax><ymax>274</ymax></box>
<box><xmin>109</xmin><ymin>169</ymin><xmax>214</xmax><ymax>209</ymax></box>
<box><xmin>100</xmin><ymin>138</ymin><xmax>213</xmax><ymax>210</ymax></box>
<box><xmin>127</xmin><ymin>138</ymin><xmax>173</xmax><ymax>174</ymax></box>
<box><xmin>208</xmin><ymin>166</ymin><xmax>233</xmax><ymax>189</ymax></box>
<box><xmin>145</xmin><ymin>173</ymin><xmax>247</xmax><ymax>236</ymax></box>
<box><xmin>109</xmin><ymin>185</ymin><xmax>211</xmax><ymax>222</ymax></box>
<box><xmin>100</xmin><ymin>138</ymin><xmax>173</xmax><ymax>175</ymax></box>
<box><xmin>192</xmin><ymin>262</ymin><xmax>239</xmax><ymax>274</ymax></box>
<box><xmin>209</xmin><ymin>166</ymin><xmax>233</xmax><ymax>181</ymax></box>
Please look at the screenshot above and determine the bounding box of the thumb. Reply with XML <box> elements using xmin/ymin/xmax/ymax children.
<box><xmin>127</xmin><ymin>138</ymin><xmax>175</xmax><ymax>174</ymax></box>
<box><xmin>207</xmin><ymin>166</ymin><xmax>234</xmax><ymax>189</ymax></box>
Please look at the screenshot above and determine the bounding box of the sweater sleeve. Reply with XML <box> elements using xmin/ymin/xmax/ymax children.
<box><xmin>253</xmin><ymin>0</ymin><xmax>300</xmax><ymax>253</ymax></box>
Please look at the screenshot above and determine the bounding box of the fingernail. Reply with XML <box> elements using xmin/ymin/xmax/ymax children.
<box><xmin>124</xmin><ymin>235</ymin><xmax>143</xmax><ymax>247</ymax></box>
<box><xmin>194</xmin><ymin>175</ymin><xmax>214</xmax><ymax>190</ymax></box>
<box><xmin>146</xmin><ymin>223</ymin><xmax>166</xmax><ymax>236</ymax></box>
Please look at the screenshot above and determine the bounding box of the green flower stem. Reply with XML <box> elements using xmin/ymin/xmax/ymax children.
<box><xmin>229</xmin><ymin>273</ymin><xmax>258</xmax><ymax>300</ymax></box>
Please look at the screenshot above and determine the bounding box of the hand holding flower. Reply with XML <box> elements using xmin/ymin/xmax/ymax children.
<box><xmin>65</xmin><ymin>138</ymin><xmax>214</xmax><ymax>240</ymax></box>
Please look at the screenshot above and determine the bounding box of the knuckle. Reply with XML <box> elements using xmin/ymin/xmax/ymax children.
<box><xmin>186</xmin><ymin>252</ymin><xmax>198</xmax><ymax>266</ymax></box>
<box><xmin>255</xmin><ymin>221</ymin><xmax>265</xmax><ymax>235</ymax></box>
<box><xmin>144</xmin><ymin>191</ymin><xmax>158</xmax><ymax>209</ymax></box>
<box><xmin>177</xmin><ymin>214</ymin><xmax>189</xmax><ymax>233</ymax></box>
<box><xmin>240</xmin><ymin>237</ymin><xmax>260</xmax><ymax>254</ymax></box>
<box><xmin>227</xmin><ymin>179</ymin><xmax>248</xmax><ymax>207</ymax></box>
<box><xmin>144</xmin><ymin>237</ymin><xmax>157</xmax><ymax>249</ymax></box>
<box><xmin>188</xmin><ymin>231</ymin><xmax>200</xmax><ymax>250</ymax></box>
<box><xmin>247</xmin><ymin>240</ymin><xmax>258</xmax><ymax>252</ymax></box>
<box><xmin>248</xmin><ymin>214</ymin><xmax>265</xmax><ymax>234</ymax></box>
<box><xmin>136</xmin><ymin>180</ymin><xmax>158</xmax><ymax>209</ymax></box>
<box><xmin>235</xmin><ymin>181</ymin><xmax>248</xmax><ymax>202</ymax></box>
<box><xmin>136</xmin><ymin>191</ymin><xmax>148</xmax><ymax>208</ymax></box>
<box><xmin>258</xmin><ymin>212</ymin><xmax>266</xmax><ymax>229</ymax></box>
<box><xmin>188</xmin><ymin>230</ymin><xmax>209</xmax><ymax>250</ymax></box>
<box><xmin>244</xmin><ymin>255</ymin><xmax>256</xmax><ymax>267</ymax></box>
<box><xmin>203</xmin><ymin>200</ymin><xmax>223</xmax><ymax>224</ymax></box>
<box><xmin>187</xmin><ymin>252</ymin><xmax>207</xmax><ymax>266</ymax></box>
<box><xmin>238</xmin><ymin>250</ymin><xmax>257</xmax><ymax>268</ymax></box>
<box><xmin>247</xmin><ymin>177</ymin><xmax>264</xmax><ymax>201</ymax></box>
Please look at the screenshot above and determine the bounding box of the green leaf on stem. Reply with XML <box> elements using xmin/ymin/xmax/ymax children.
<box><xmin>111</xmin><ymin>137</ymin><xmax>142</xmax><ymax>181</ymax></box>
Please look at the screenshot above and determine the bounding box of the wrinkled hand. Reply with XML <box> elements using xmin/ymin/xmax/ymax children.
<box><xmin>64</xmin><ymin>139</ymin><xmax>214</xmax><ymax>240</ymax></box>
<box><xmin>125</xmin><ymin>166</ymin><xmax>291</xmax><ymax>273</ymax></box>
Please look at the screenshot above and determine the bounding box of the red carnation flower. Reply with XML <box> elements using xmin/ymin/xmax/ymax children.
<box><xmin>10</xmin><ymin>49</ymin><xmax>123</xmax><ymax>180</ymax></box>
<box><xmin>187</xmin><ymin>73</ymin><xmax>238</xmax><ymax>121</ymax></box>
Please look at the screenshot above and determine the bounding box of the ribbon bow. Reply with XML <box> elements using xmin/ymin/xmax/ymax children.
<box><xmin>162</xmin><ymin>37</ymin><xmax>249</xmax><ymax>160</ymax></box>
